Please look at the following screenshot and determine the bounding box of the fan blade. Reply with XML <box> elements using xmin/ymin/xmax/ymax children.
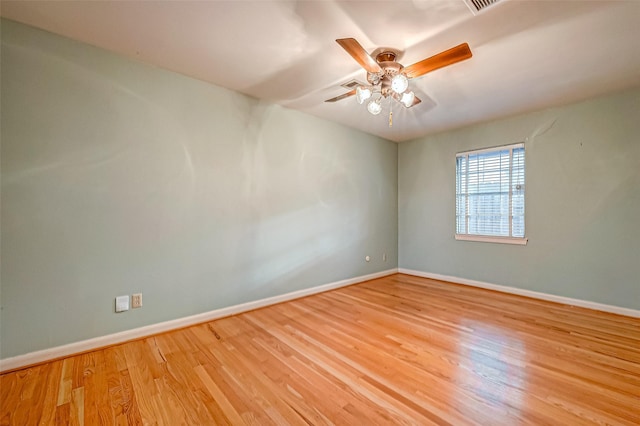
<box><xmin>325</xmin><ymin>89</ymin><xmax>356</xmax><ymax>103</ymax></box>
<box><xmin>336</xmin><ymin>38</ymin><xmax>382</xmax><ymax>73</ymax></box>
<box><xmin>403</xmin><ymin>43</ymin><xmax>472</xmax><ymax>79</ymax></box>
<box><xmin>407</xmin><ymin>95</ymin><xmax>422</xmax><ymax>108</ymax></box>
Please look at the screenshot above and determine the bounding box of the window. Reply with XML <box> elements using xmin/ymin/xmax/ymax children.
<box><xmin>456</xmin><ymin>143</ymin><xmax>526</xmax><ymax>244</ymax></box>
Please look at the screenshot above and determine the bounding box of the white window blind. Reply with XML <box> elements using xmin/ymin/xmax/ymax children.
<box><xmin>456</xmin><ymin>143</ymin><xmax>526</xmax><ymax>244</ymax></box>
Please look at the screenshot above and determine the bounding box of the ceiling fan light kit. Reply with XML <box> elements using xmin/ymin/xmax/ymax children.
<box><xmin>391</xmin><ymin>74</ymin><xmax>409</xmax><ymax>94</ymax></box>
<box><xmin>356</xmin><ymin>86</ymin><xmax>372</xmax><ymax>104</ymax></box>
<box><xmin>367</xmin><ymin>97</ymin><xmax>383</xmax><ymax>115</ymax></box>
<box><xmin>399</xmin><ymin>91</ymin><xmax>416</xmax><ymax>108</ymax></box>
<box><xmin>327</xmin><ymin>38</ymin><xmax>472</xmax><ymax>127</ymax></box>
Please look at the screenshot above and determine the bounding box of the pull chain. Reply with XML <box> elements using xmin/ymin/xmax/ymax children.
<box><xmin>389</xmin><ymin>101</ymin><xmax>393</xmax><ymax>127</ymax></box>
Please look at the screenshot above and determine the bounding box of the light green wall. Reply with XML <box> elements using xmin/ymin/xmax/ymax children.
<box><xmin>0</xmin><ymin>20</ymin><xmax>398</xmax><ymax>358</ymax></box>
<box><xmin>399</xmin><ymin>88</ymin><xmax>640</xmax><ymax>310</ymax></box>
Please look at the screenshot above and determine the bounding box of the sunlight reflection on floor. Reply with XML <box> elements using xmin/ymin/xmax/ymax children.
<box><xmin>456</xmin><ymin>320</ymin><xmax>528</xmax><ymax>422</ymax></box>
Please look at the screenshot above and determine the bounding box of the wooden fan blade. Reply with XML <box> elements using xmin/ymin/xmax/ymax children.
<box><xmin>325</xmin><ymin>89</ymin><xmax>356</xmax><ymax>103</ymax></box>
<box><xmin>336</xmin><ymin>38</ymin><xmax>382</xmax><ymax>73</ymax></box>
<box><xmin>407</xmin><ymin>95</ymin><xmax>422</xmax><ymax>108</ymax></box>
<box><xmin>403</xmin><ymin>43</ymin><xmax>472</xmax><ymax>79</ymax></box>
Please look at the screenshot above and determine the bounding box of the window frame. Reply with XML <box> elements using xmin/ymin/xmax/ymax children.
<box><xmin>455</xmin><ymin>142</ymin><xmax>528</xmax><ymax>245</ymax></box>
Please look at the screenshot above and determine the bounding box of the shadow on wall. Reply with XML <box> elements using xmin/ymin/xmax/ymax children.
<box><xmin>234</xmin><ymin>102</ymin><xmax>370</xmax><ymax>299</ymax></box>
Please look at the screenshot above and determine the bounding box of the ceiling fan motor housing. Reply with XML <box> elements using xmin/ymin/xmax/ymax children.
<box><xmin>376</xmin><ymin>56</ymin><xmax>404</xmax><ymax>98</ymax></box>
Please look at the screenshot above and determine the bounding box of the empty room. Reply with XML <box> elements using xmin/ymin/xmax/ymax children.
<box><xmin>1</xmin><ymin>1</ymin><xmax>639</xmax><ymax>424</ymax></box>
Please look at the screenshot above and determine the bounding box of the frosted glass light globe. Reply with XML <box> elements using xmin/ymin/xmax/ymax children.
<box><xmin>367</xmin><ymin>99</ymin><xmax>382</xmax><ymax>115</ymax></box>
<box><xmin>401</xmin><ymin>91</ymin><xmax>415</xmax><ymax>108</ymax></box>
<box><xmin>391</xmin><ymin>74</ymin><xmax>409</xmax><ymax>94</ymax></box>
<box><xmin>356</xmin><ymin>86</ymin><xmax>372</xmax><ymax>104</ymax></box>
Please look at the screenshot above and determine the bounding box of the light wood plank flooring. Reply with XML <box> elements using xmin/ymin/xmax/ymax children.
<box><xmin>2</xmin><ymin>274</ymin><xmax>639</xmax><ymax>425</ymax></box>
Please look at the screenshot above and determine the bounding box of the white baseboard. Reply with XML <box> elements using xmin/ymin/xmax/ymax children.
<box><xmin>0</xmin><ymin>268</ymin><xmax>398</xmax><ymax>373</ymax></box>
<box><xmin>399</xmin><ymin>268</ymin><xmax>640</xmax><ymax>318</ymax></box>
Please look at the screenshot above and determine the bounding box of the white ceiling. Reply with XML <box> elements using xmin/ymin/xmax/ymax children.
<box><xmin>2</xmin><ymin>0</ymin><xmax>639</xmax><ymax>142</ymax></box>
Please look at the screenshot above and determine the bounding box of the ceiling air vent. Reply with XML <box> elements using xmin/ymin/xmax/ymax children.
<box><xmin>341</xmin><ymin>79</ymin><xmax>365</xmax><ymax>90</ymax></box>
<box><xmin>463</xmin><ymin>0</ymin><xmax>502</xmax><ymax>15</ymax></box>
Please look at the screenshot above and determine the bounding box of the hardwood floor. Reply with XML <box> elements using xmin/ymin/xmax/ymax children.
<box><xmin>2</xmin><ymin>273</ymin><xmax>639</xmax><ymax>425</ymax></box>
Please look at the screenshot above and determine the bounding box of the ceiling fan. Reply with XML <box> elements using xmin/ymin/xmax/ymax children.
<box><xmin>326</xmin><ymin>38</ymin><xmax>472</xmax><ymax>126</ymax></box>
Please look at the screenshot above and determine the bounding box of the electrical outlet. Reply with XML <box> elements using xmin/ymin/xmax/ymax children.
<box><xmin>132</xmin><ymin>293</ymin><xmax>143</xmax><ymax>308</ymax></box>
<box><xmin>115</xmin><ymin>295</ymin><xmax>129</xmax><ymax>313</ymax></box>
<box><xmin>383</xmin><ymin>253</ymin><xmax>387</xmax><ymax>262</ymax></box>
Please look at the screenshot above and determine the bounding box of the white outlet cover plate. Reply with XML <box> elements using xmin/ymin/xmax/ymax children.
<box><xmin>115</xmin><ymin>295</ymin><xmax>129</xmax><ymax>312</ymax></box>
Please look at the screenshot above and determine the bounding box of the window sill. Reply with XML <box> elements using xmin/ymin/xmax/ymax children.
<box><xmin>455</xmin><ymin>234</ymin><xmax>528</xmax><ymax>245</ymax></box>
